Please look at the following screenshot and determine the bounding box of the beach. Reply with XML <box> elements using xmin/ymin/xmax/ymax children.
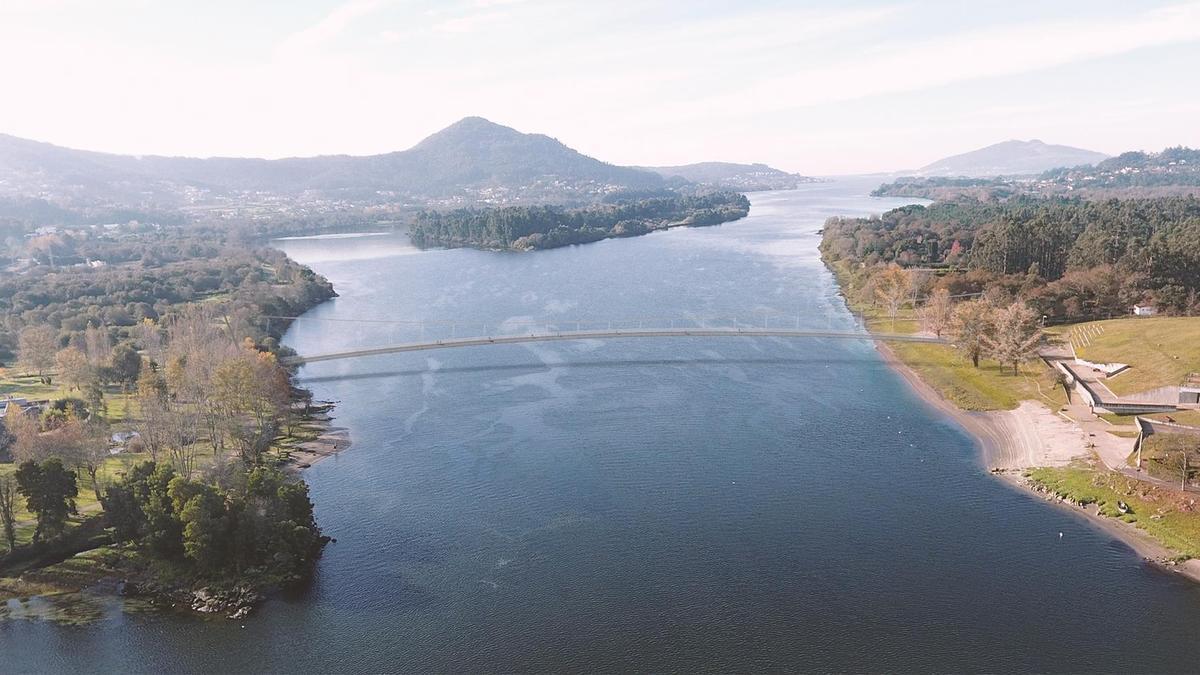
<box><xmin>875</xmin><ymin>341</ymin><xmax>1200</xmax><ymax>585</ymax></box>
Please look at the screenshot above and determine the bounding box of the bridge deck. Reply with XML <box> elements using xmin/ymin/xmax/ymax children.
<box><xmin>283</xmin><ymin>328</ymin><xmax>944</xmax><ymax>365</ymax></box>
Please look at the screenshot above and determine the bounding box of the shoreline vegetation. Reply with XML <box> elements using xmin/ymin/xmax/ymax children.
<box><xmin>823</xmin><ymin>259</ymin><xmax>1200</xmax><ymax>585</ymax></box>
<box><xmin>0</xmin><ymin>231</ymin><xmax>348</xmax><ymax>623</ymax></box>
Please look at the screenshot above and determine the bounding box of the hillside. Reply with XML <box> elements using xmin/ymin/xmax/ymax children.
<box><xmin>639</xmin><ymin>162</ymin><xmax>816</xmax><ymax>191</ymax></box>
<box><xmin>875</xmin><ymin>146</ymin><xmax>1200</xmax><ymax>201</ymax></box>
<box><xmin>0</xmin><ymin>117</ymin><xmax>665</xmax><ymax>212</ymax></box>
<box><xmin>918</xmin><ymin>139</ymin><xmax>1108</xmax><ymax>177</ymax></box>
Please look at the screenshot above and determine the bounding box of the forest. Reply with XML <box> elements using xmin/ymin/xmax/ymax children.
<box><xmin>408</xmin><ymin>192</ymin><xmax>751</xmax><ymax>250</ymax></box>
<box><xmin>0</xmin><ymin>226</ymin><xmax>335</xmax><ymax>362</ymax></box>
<box><xmin>821</xmin><ymin>196</ymin><xmax>1200</xmax><ymax>320</ymax></box>
<box><xmin>0</xmin><ymin>224</ymin><xmax>337</xmax><ymax>616</ymax></box>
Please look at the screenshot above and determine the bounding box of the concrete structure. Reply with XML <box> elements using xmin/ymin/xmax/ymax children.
<box><xmin>1133</xmin><ymin>304</ymin><xmax>1158</xmax><ymax>316</ymax></box>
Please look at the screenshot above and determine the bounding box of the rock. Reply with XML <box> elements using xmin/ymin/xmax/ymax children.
<box><xmin>227</xmin><ymin>606</ymin><xmax>251</xmax><ymax>620</ymax></box>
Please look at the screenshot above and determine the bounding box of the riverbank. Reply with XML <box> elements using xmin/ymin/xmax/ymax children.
<box><xmin>875</xmin><ymin>329</ymin><xmax>1200</xmax><ymax>585</ymax></box>
<box><xmin>282</xmin><ymin>401</ymin><xmax>352</xmax><ymax>472</ymax></box>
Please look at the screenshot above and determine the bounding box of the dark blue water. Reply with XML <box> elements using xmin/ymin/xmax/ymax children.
<box><xmin>6</xmin><ymin>179</ymin><xmax>1200</xmax><ymax>672</ymax></box>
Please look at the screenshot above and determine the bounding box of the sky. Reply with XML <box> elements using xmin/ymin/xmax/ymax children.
<box><xmin>2</xmin><ymin>0</ymin><xmax>1200</xmax><ymax>174</ymax></box>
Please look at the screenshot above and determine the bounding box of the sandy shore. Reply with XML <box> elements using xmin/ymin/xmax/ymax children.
<box><xmin>875</xmin><ymin>343</ymin><xmax>1200</xmax><ymax>585</ymax></box>
<box><xmin>285</xmin><ymin>403</ymin><xmax>353</xmax><ymax>471</ymax></box>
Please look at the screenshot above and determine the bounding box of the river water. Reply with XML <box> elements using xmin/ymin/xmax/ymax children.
<box><xmin>6</xmin><ymin>179</ymin><xmax>1200</xmax><ymax>672</ymax></box>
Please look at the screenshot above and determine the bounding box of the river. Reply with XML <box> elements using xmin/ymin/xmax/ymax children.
<box><xmin>6</xmin><ymin>178</ymin><xmax>1200</xmax><ymax>671</ymax></box>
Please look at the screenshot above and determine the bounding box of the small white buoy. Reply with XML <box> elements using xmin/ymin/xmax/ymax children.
<box><xmin>1059</xmin><ymin>532</ymin><xmax>1063</xmax><ymax>539</ymax></box>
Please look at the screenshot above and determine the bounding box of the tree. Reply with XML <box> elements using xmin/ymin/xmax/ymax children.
<box><xmin>918</xmin><ymin>288</ymin><xmax>954</xmax><ymax>338</ymax></box>
<box><xmin>110</xmin><ymin>343</ymin><xmax>142</xmax><ymax>387</ymax></box>
<box><xmin>213</xmin><ymin>349</ymin><xmax>290</xmax><ymax>466</ymax></box>
<box><xmin>6</xmin><ymin>401</ymin><xmax>45</xmax><ymax>463</ymax></box>
<box><xmin>72</xmin><ymin>419</ymin><xmax>112</xmax><ymax>502</ymax></box>
<box><xmin>874</xmin><ymin>265</ymin><xmax>913</xmax><ymax>331</ymax></box>
<box><xmin>55</xmin><ymin>347</ymin><xmax>92</xmax><ymax>391</ymax></box>
<box><xmin>0</xmin><ymin>475</ymin><xmax>17</xmax><ymax>552</ymax></box>
<box><xmin>83</xmin><ymin>326</ymin><xmax>112</xmax><ymax>367</ymax></box>
<box><xmin>18</xmin><ymin>326</ymin><xmax>58</xmax><ymax>383</ymax></box>
<box><xmin>0</xmin><ymin>413</ymin><xmax>14</xmax><ymax>461</ymax></box>
<box><xmin>983</xmin><ymin>301</ymin><xmax>1042</xmax><ymax>375</ymax></box>
<box><xmin>169</xmin><ymin>478</ymin><xmax>228</xmax><ymax>572</ymax></box>
<box><xmin>14</xmin><ymin>458</ymin><xmax>79</xmax><ymax>543</ymax></box>
<box><xmin>949</xmin><ymin>300</ymin><xmax>991</xmax><ymax>368</ymax></box>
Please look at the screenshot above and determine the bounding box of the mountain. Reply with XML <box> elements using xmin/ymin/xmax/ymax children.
<box><xmin>0</xmin><ymin>117</ymin><xmax>665</xmax><ymax>210</ymax></box>
<box><xmin>639</xmin><ymin>161</ymin><xmax>816</xmax><ymax>191</ymax></box>
<box><xmin>917</xmin><ymin>140</ymin><xmax>1108</xmax><ymax>177</ymax></box>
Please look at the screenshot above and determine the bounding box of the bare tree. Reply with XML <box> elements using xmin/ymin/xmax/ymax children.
<box><xmin>874</xmin><ymin>265</ymin><xmax>913</xmax><ymax>331</ymax></box>
<box><xmin>983</xmin><ymin>301</ymin><xmax>1042</xmax><ymax>375</ymax></box>
<box><xmin>918</xmin><ymin>288</ymin><xmax>954</xmax><ymax>338</ymax></box>
<box><xmin>55</xmin><ymin>347</ymin><xmax>93</xmax><ymax>391</ymax></box>
<box><xmin>83</xmin><ymin>326</ymin><xmax>113</xmax><ymax>368</ymax></box>
<box><xmin>6</xmin><ymin>402</ymin><xmax>45</xmax><ymax>463</ymax></box>
<box><xmin>17</xmin><ymin>326</ymin><xmax>58</xmax><ymax>383</ymax></box>
<box><xmin>949</xmin><ymin>299</ymin><xmax>991</xmax><ymax>368</ymax></box>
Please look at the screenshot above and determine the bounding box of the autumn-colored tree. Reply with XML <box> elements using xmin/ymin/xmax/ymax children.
<box><xmin>918</xmin><ymin>288</ymin><xmax>954</xmax><ymax>338</ymax></box>
<box><xmin>6</xmin><ymin>401</ymin><xmax>45</xmax><ymax>463</ymax></box>
<box><xmin>950</xmin><ymin>300</ymin><xmax>992</xmax><ymax>368</ymax></box>
<box><xmin>874</xmin><ymin>265</ymin><xmax>913</xmax><ymax>331</ymax></box>
<box><xmin>212</xmin><ymin>349</ymin><xmax>290</xmax><ymax>465</ymax></box>
<box><xmin>983</xmin><ymin>301</ymin><xmax>1042</xmax><ymax>375</ymax></box>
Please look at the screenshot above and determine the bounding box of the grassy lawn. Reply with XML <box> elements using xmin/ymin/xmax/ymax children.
<box><xmin>1064</xmin><ymin>317</ymin><xmax>1200</xmax><ymax>396</ymax></box>
<box><xmin>0</xmin><ymin>373</ymin><xmax>59</xmax><ymax>400</ymax></box>
<box><xmin>887</xmin><ymin>340</ymin><xmax>1066</xmax><ymax>411</ymax></box>
<box><xmin>1027</xmin><ymin>463</ymin><xmax>1200</xmax><ymax>559</ymax></box>
<box><xmin>854</xmin><ymin>302</ymin><xmax>1067</xmax><ymax>412</ymax></box>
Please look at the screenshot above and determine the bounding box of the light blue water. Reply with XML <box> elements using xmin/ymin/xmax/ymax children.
<box><xmin>6</xmin><ymin>179</ymin><xmax>1200</xmax><ymax>672</ymax></box>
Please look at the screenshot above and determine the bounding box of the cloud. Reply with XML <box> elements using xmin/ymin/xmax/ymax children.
<box><xmin>275</xmin><ymin>0</ymin><xmax>391</xmax><ymax>59</ymax></box>
<box><xmin>681</xmin><ymin>1</ymin><xmax>1200</xmax><ymax>118</ymax></box>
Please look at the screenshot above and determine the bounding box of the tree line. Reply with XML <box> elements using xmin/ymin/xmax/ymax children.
<box><xmin>821</xmin><ymin>196</ymin><xmax>1200</xmax><ymax>319</ymax></box>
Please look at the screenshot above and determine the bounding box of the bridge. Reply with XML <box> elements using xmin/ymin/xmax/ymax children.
<box><xmin>275</xmin><ymin>319</ymin><xmax>945</xmax><ymax>366</ymax></box>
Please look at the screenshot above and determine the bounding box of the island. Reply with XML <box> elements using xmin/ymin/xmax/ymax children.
<box><xmin>407</xmin><ymin>192</ymin><xmax>751</xmax><ymax>251</ymax></box>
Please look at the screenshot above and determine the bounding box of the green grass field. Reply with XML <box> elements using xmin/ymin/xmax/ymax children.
<box><xmin>1060</xmin><ymin>317</ymin><xmax>1200</xmax><ymax>396</ymax></box>
<box><xmin>855</xmin><ymin>303</ymin><xmax>1067</xmax><ymax>412</ymax></box>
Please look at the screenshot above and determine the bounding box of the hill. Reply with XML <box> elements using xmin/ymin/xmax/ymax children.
<box><xmin>918</xmin><ymin>140</ymin><xmax>1108</xmax><ymax>177</ymax></box>
<box><xmin>638</xmin><ymin>162</ymin><xmax>816</xmax><ymax>191</ymax></box>
<box><xmin>0</xmin><ymin>117</ymin><xmax>665</xmax><ymax>211</ymax></box>
<box><xmin>874</xmin><ymin>146</ymin><xmax>1200</xmax><ymax>201</ymax></box>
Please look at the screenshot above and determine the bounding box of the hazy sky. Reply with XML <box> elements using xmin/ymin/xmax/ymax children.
<box><xmin>2</xmin><ymin>0</ymin><xmax>1199</xmax><ymax>174</ymax></box>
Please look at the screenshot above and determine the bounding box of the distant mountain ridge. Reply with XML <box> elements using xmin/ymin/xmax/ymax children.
<box><xmin>639</xmin><ymin>161</ymin><xmax>816</xmax><ymax>191</ymax></box>
<box><xmin>917</xmin><ymin>139</ymin><xmax>1108</xmax><ymax>177</ymax></box>
<box><xmin>0</xmin><ymin>117</ymin><xmax>665</xmax><ymax>208</ymax></box>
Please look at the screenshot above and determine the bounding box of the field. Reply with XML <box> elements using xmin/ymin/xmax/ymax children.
<box><xmin>860</xmin><ymin>310</ymin><xmax>1067</xmax><ymax>412</ymax></box>
<box><xmin>1060</xmin><ymin>317</ymin><xmax>1200</xmax><ymax>396</ymax></box>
